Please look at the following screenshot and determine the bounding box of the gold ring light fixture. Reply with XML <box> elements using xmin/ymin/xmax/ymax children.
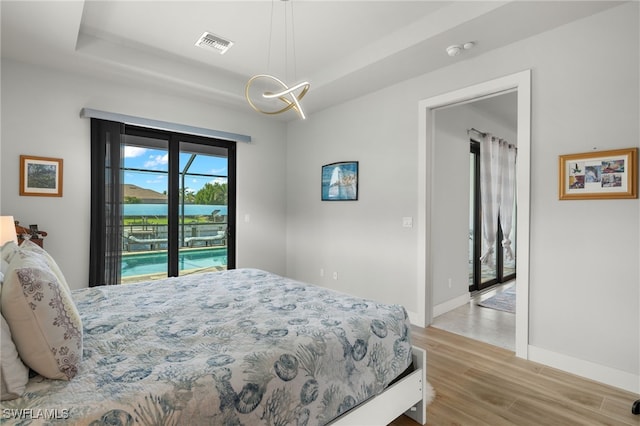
<box><xmin>245</xmin><ymin>0</ymin><xmax>310</xmax><ymax>120</ymax></box>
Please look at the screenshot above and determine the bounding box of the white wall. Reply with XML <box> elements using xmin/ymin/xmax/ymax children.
<box><xmin>286</xmin><ymin>2</ymin><xmax>639</xmax><ymax>391</ymax></box>
<box><xmin>0</xmin><ymin>60</ymin><xmax>288</xmax><ymax>289</ymax></box>
<box><xmin>286</xmin><ymin>88</ymin><xmax>419</xmax><ymax>309</ymax></box>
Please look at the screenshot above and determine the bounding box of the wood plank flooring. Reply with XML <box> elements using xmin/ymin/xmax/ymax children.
<box><xmin>390</xmin><ymin>326</ymin><xmax>639</xmax><ymax>426</ymax></box>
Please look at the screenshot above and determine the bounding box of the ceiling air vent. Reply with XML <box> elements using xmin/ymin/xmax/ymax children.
<box><xmin>195</xmin><ymin>32</ymin><xmax>234</xmax><ymax>55</ymax></box>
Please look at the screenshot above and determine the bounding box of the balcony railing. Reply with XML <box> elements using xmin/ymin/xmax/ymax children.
<box><xmin>123</xmin><ymin>221</ymin><xmax>227</xmax><ymax>252</ymax></box>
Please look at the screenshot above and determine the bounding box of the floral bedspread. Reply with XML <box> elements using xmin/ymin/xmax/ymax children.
<box><xmin>1</xmin><ymin>269</ymin><xmax>412</xmax><ymax>425</ymax></box>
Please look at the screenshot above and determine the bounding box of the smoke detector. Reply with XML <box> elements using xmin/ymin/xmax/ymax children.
<box><xmin>195</xmin><ymin>32</ymin><xmax>234</xmax><ymax>55</ymax></box>
<box><xmin>446</xmin><ymin>45</ymin><xmax>462</xmax><ymax>56</ymax></box>
<box><xmin>446</xmin><ymin>41</ymin><xmax>475</xmax><ymax>57</ymax></box>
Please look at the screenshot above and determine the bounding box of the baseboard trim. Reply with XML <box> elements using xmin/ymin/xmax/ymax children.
<box><xmin>407</xmin><ymin>310</ymin><xmax>424</xmax><ymax>327</ymax></box>
<box><xmin>433</xmin><ymin>293</ymin><xmax>470</xmax><ymax>318</ymax></box>
<box><xmin>528</xmin><ymin>345</ymin><xmax>639</xmax><ymax>394</ymax></box>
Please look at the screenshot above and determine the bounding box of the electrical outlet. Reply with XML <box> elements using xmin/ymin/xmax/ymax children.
<box><xmin>320</xmin><ymin>268</ymin><xmax>324</xmax><ymax>277</ymax></box>
<box><xmin>333</xmin><ymin>272</ymin><xmax>338</xmax><ymax>280</ymax></box>
<box><xmin>448</xmin><ymin>278</ymin><xmax>452</xmax><ymax>288</ymax></box>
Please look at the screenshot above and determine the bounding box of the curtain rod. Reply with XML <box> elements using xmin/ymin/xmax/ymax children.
<box><xmin>468</xmin><ymin>127</ymin><xmax>517</xmax><ymax>150</ymax></box>
<box><xmin>80</xmin><ymin>108</ymin><xmax>252</xmax><ymax>143</ymax></box>
<box><xmin>467</xmin><ymin>127</ymin><xmax>487</xmax><ymax>137</ymax></box>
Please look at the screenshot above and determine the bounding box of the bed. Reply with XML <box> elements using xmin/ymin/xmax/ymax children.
<box><xmin>1</xmin><ymin>242</ymin><xmax>427</xmax><ymax>425</ymax></box>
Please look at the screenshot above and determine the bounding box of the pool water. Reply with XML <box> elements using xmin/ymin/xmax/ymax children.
<box><xmin>121</xmin><ymin>247</ymin><xmax>227</xmax><ymax>277</ymax></box>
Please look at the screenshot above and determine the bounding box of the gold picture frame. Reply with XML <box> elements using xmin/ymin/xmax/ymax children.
<box><xmin>19</xmin><ymin>155</ymin><xmax>64</xmax><ymax>197</ymax></box>
<box><xmin>559</xmin><ymin>148</ymin><xmax>637</xmax><ymax>200</ymax></box>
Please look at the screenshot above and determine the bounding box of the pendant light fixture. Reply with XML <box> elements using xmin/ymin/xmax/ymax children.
<box><xmin>245</xmin><ymin>0</ymin><xmax>310</xmax><ymax>120</ymax></box>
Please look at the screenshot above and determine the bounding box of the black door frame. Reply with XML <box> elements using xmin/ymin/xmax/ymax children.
<box><xmin>90</xmin><ymin>119</ymin><xmax>236</xmax><ymax>285</ymax></box>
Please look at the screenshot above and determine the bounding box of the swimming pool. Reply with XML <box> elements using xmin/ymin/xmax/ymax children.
<box><xmin>121</xmin><ymin>247</ymin><xmax>227</xmax><ymax>277</ymax></box>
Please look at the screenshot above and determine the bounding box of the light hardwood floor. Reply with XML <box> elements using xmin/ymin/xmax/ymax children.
<box><xmin>390</xmin><ymin>326</ymin><xmax>639</xmax><ymax>426</ymax></box>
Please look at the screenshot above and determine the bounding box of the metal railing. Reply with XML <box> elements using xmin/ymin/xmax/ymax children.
<box><xmin>123</xmin><ymin>221</ymin><xmax>227</xmax><ymax>252</ymax></box>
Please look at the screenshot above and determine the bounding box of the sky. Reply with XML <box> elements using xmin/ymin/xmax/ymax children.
<box><xmin>123</xmin><ymin>146</ymin><xmax>228</xmax><ymax>194</ymax></box>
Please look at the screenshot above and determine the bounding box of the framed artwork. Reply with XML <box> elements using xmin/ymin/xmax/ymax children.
<box><xmin>321</xmin><ymin>161</ymin><xmax>358</xmax><ymax>201</ymax></box>
<box><xmin>559</xmin><ymin>148</ymin><xmax>637</xmax><ymax>200</ymax></box>
<box><xmin>20</xmin><ymin>155</ymin><xmax>63</xmax><ymax>197</ymax></box>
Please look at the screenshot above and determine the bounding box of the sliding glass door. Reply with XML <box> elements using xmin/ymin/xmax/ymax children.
<box><xmin>176</xmin><ymin>141</ymin><xmax>231</xmax><ymax>279</ymax></box>
<box><xmin>469</xmin><ymin>140</ymin><xmax>516</xmax><ymax>292</ymax></box>
<box><xmin>90</xmin><ymin>119</ymin><xmax>235</xmax><ymax>286</ymax></box>
<box><xmin>121</xmin><ymin>130</ymin><xmax>170</xmax><ymax>281</ymax></box>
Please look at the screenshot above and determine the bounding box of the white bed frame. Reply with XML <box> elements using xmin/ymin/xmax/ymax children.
<box><xmin>331</xmin><ymin>346</ymin><xmax>427</xmax><ymax>425</ymax></box>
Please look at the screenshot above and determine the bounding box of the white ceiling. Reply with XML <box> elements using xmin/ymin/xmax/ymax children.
<box><xmin>0</xmin><ymin>1</ymin><xmax>623</xmax><ymax>119</ymax></box>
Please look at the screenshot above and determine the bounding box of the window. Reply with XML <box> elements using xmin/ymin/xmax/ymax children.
<box><xmin>90</xmin><ymin>119</ymin><xmax>236</xmax><ymax>286</ymax></box>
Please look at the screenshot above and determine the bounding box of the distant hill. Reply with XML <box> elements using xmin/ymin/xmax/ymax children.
<box><xmin>123</xmin><ymin>184</ymin><xmax>167</xmax><ymax>203</ymax></box>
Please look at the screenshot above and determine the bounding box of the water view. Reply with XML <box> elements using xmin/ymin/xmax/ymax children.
<box><xmin>123</xmin><ymin>204</ymin><xmax>228</xmax><ymax>216</ymax></box>
<box><xmin>120</xmin><ymin>137</ymin><xmax>231</xmax><ymax>283</ymax></box>
<box><xmin>122</xmin><ymin>202</ymin><xmax>229</xmax><ymax>283</ymax></box>
<box><xmin>122</xmin><ymin>247</ymin><xmax>227</xmax><ymax>279</ymax></box>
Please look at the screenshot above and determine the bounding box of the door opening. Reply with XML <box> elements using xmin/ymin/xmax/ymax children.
<box><xmin>418</xmin><ymin>70</ymin><xmax>531</xmax><ymax>359</ymax></box>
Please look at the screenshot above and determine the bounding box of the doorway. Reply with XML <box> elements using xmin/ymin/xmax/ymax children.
<box><xmin>417</xmin><ymin>70</ymin><xmax>531</xmax><ymax>359</ymax></box>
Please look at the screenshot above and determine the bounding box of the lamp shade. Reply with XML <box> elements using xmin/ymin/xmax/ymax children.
<box><xmin>0</xmin><ymin>216</ymin><xmax>18</xmax><ymax>246</ymax></box>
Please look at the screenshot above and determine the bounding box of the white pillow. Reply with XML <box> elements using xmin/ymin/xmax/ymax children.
<box><xmin>2</xmin><ymin>251</ymin><xmax>82</xmax><ymax>380</ymax></box>
<box><xmin>1</xmin><ymin>258</ymin><xmax>9</xmax><ymax>278</ymax></box>
<box><xmin>1</xmin><ymin>255</ymin><xmax>9</xmax><ymax>310</ymax></box>
<box><xmin>15</xmin><ymin>240</ymin><xmax>71</xmax><ymax>294</ymax></box>
<box><xmin>1</xmin><ymin>314</ymin><xmax>29</xmax><ymax>400</ymax></box>
<box><xmin>0</xmin><ymin>241</ymin><xmax>19</xmax><ymax>266</ymax></box>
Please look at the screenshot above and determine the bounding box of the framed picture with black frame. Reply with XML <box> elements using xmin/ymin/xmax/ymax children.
<box><xmin>321</xmin><ymin>161</ymin><xmax>358</xmax><ymax>201</ymax></box>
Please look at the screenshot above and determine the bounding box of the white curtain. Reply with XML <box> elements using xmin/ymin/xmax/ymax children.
<box><xmin>479</xmin><ymin>133</ymin><xmax>517</xmax><ymax>266</ymax></box>
<box><xmin>499</xmin><ymin>142</ymin><xmax>517</xmax><ymax>261</ymax></box>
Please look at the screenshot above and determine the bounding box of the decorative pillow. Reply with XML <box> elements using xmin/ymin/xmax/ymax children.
<box><xmin>14</xmin><ymin>240</ymin><xmax>71</xmax><ymax>294</ymax></box>
<box><xmin>2</xmin><ymin>252</ymin><xmax>82</xmax><ymax>380</ymax></box>
<box><xmin>1</xmin><ymin>314</ymin><xmax>29</xmax><ymax>400</ymax></box>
